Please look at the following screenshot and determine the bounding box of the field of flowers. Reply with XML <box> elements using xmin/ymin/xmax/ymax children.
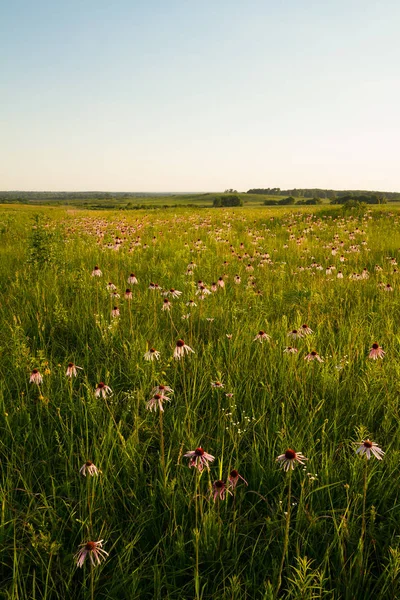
<box><xmin>1</xmin><ymin>204</ymin><xmax>400</xmax><ymax>599</ymax></box>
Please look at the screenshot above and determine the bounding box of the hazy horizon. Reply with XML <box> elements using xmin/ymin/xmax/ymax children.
<box><xmin>1</xmin><ymin>0</ymin><xmax>399</xmax><ymax>192</ymax></box>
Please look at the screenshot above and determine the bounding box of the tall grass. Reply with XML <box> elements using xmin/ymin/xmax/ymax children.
<box><xmin>1</xmin><ymin>204</ymin><xmax>400</xmax><ymax>599</ymax></box>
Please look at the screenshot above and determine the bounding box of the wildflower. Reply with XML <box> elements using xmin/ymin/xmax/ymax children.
<box><xmin>173</xmin><ymin>339</ymin><xmax>194</xmax><ymax>360</ymax></box>
<box><xmin>305</xmin><ymin>351</ymin><xmax>323</xmax><ymax>362</ymax></box>
<box><xmin>95</xmin><ymin>382</ymin><xmax>112</xmax><ymax>398</ymax></box>
<box><xmin>211</xmin><ymin>283</ymin><xmax>218</xmax><ymax>292</ymax></box>
<box><xmin>217</xmin><ymin>277</ymin><xmax>225</xmax><ymax>288</ymax></box>
<box><xmin>91</xmin><ymin>266</ymin><xmax>102</xmax><ymax>277</ymax></box>
<box><xmin>211</xmin><ymin>381</ymin><xmax>224</xmax><ymax>388</ymax></box>
<box><xmin>254</xmin><ymin>330</ymin><xmax>271</xmax><ymax>343</ymax></box>
<box><xmin>107</xmin><ymin>282</ymin><xmax>116</xmax><ymax>291</ymax></box>
<box><xmin>277</xmin><ymin>449</ymin><xmax>308</xmax><ymax>471</ymax></box>
<box><xmin>226</xmin><ymin>334</ymin><xmax>233</xmax><ymax>339</ymax></box>
<box><xmin>163</xmin><ymin>288</ymin><xmax>182</xmax><ymax>298</ymax></box>
<box><xmin>196</xmin><ymin>285</ymin><xmax>211</xmax><ymax>297</ymax></box>
<box><xmin>234</xmin><ymin>275</ymin><xmax>241</xmax><ymax>284</ymax></box>
<box><xmin>29</xmin><ymin>369</ymin><xmax>43</xmax><ymax>385</ymax></box>
<box><xmin>161</xmin><ymin>298</ymin><xmax>172</xmax><ymax>311</ymax></box>
<box><xmin>66</xmin><ymin>363</ymin><xmax>83</xmax><ymax>378</ymax></box>
<box><xmin>212</xmin><ymin>480</ymin><xmax>232</xmax><ymax>501</ymax></box>
<box><xmin>228</xmin><ymin>469</ymin><xmax>248</xmax><ymax>489</ymax></box>
<box><xmin>125</xmin><ymin>289</ymin><xmax>133</xmax><ymax>299</ymax></box>
<box><xmin>184</xmin><ymin>447</ymin><xmax>215</xmax><ymax>472</ymax></box>
<box><xmin>337</xmin><ymin>271</ymin><xmax>344</xmax><ymax>279</ymax></box>
<box><xmin>356</xmin><ymin>439</ymin><xmax>385</xmax><ymax>460</ymax></box>
<box><xmin>301</xmin><ymin>324</ymin><xmax>313</xmax><ymax>335</ymax></box>
<box><xmin>151</xmin><ymin>384</ymin><xmax>174</xmax><ymax>395</ymax></box>
<box><xmin>284</xmin><ymin>346</ymin><xmax>298</xmax><ymax>354</ymax></box>
<box><xmin>181</xmin><ymin>313</ymin><xmax>190</xmax><ymax>320</ymax></box>
<box><xmin>127</xmin><ymin>273</ymin><xmax>138</xmax><ymax>284</ymax></box>
<box><xmin>186</xmin><ymin>300</ymin><xmax>197</xmax><ymax>307</ymax></box>
<box><xmin>111</xmin><ymin>306</ymin><xmax>120</xmax><ymax>318</ymax></box>
<box><xmin>384</xmin><ymin>283</ymin><xmax>393</xmax><ymax>292</ymax></box>
<box><xmin>75</xmin><ymin>540</ymin><xmax>109</xmax><ymax>568</ymax></box>
<box><xmin>368</xmin><ymin>343</ymin><xmax>385</xmax><ymax>360</ymax></box>
<box><xmin>79</xmin><ymin>461</ymin><xmax>100</xmax><ymax>477</ymax></box>
<box><xmin>287</xmin><ymin>329</ymin><xmax>303</xmax><ymax>340</ymax></box>
<box><xmin>144</xmin><ymin>348</ymin><xmax>160</xmax><ymax>361</ymax></box>
<box><xmin>146</xmin><ymin>393</ymin><xmax>170</xmax><ymax>412</ymax></box>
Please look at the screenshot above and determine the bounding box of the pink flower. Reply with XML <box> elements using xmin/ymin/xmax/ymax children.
<box><xmin>146</xmin><ymin>393</ymin><xmax>170</xmax><ymax>412</ymax></box>
<box><xmin>79</xmin><ymin>461</ymin><xmax>100</xmax><ymax>476</ymax></box>
<box><xmin>111</xmin><ymin>306</ymin><xmax>120</xmax><ymax>318</ymax></box>
<box><xmin>228</xmin><ymin>469</ymin><xmax>248</xmax><ymax>489</ymax></box>
<box><xmin>173</xmin><ymin>339</ymin><xmax>194</xmax><ymax>360</ymax></box>
<box><xmin>368</xmin><ymin>343</ymin><xmax>385</xmax><ymax>360</ymax></box>
<box><xmin>66</xmin><ymin>363</ymin><xmax>83</xmax><ymax>378</ymax></box>
<box><xmin>304</xmin><ymin>351</ymin><xmax>323</xmax><ymax>362</ymax></box>
<box><xmin>91</xmin><ymin>266</ymin><xmax>102</xmax><ymax>277</ymax></box>
<box><xmin>75</xmin><ymin>540</ymin><xmax>108</xmax><ymax>568</ymax></box>
<box><xmin>162</xmin><ymin>298</ymin><xmax>172</xmax><ymax>311</ymax></box>
<box><xmin>183</xmin><ymin>447</ymin><xmax>215</xmax><ymax>472</ymax></box>
<box><xmin>356</xmin><ymin>439</ymin><xmax>385</xmax><ymax>460</ymax></box>
<box><xmin>276</xmin><ymin>449</ymin><xmax>308</xmax><ymax>471</ymax></box>
<box><xmin>144</xmin><ymin>348</ymin><xmax>160</xmax><ymax>361</ymax></box>
<box><xmin>29</xmin><ymin>369</ymin><xmax>43</xmax><ymax>385</ymax></box>
<box><xmin>95</xmin><ymin>382</ymin><xmax>112</xmax><ymax>398</ymax></box>
<box><xmin>287</xmin><ymin>329</ymin><xmax>303</xmax><ymax>340</ymax></box>
<box><xmin>300</xmin><ymin>324</ymin><xmax>313</xmax><ymax>336</ymax></box>
<box><xmin>127</xmin><ymin>273</ymin><xmax>138</xmax><ymax>284</ymax></box>
<box><xmin>151</xmin><ymin>384</ymin><xmax>174</xmax><ymax>395</ymax></box>
<box><xmin>212</xmin><ymin>480</ymin><xmax>233</xmax><ymax>501</ymax></box>
<box><xmin>284</xmin><ymin>347</ymin><xmax>298</xmax><ymax>354</ymax></box>
<box><xmin>125</xmin><ymin>289</ymin><xmax>133</xmax><ymax>299</ymax></box>
<box><xmin>253</xmin><ymin>330</ymin><xmax>271</xmax><ymax>343</ymax></box>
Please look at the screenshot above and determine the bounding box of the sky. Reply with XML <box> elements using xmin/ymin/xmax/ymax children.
<box><xmin>1</xmin><ymin>0</ymin><xmax>400</xmax><ymax>192</ymax></box>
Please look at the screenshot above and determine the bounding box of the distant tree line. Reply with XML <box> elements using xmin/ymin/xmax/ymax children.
<box><xmin>247</xmin><ymin>188</ymin><xmax>400</xmax><ymax>201</ymax></box>
<box><xmin>213</xmin><ymin>195</ymin><xmax>243</xmax><ymax>207</ymax></box>
<box><xmin>264</xmin><ymin>196</ymin><xmax>323</xmax><ymax>206</ymax></box>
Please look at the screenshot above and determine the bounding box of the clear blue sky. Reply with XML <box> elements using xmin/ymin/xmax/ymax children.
<box><xmin>1</xmin><ymin>0</ymin><xmax>399</xmax><ymax>192</ymax></box>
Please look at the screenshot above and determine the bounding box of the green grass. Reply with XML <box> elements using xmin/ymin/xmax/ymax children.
<box><xmin>1</xmin><ymin>204</ymin><xmax>400</xmax><ymax>599</ymax></box>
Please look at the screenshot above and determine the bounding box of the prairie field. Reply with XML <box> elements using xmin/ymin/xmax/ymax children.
<box><xmin>2</xmin><ymin>203</ymin><xmax>400</xmax><ymax>599</ymax></box>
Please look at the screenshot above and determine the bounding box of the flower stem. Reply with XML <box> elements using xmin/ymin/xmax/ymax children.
<box><xmin>276</xmin><ymin>470</ymin><xmax>292</xmax><ymax>596</ymax></box>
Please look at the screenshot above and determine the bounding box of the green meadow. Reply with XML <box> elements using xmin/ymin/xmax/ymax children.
<box><xmin>1</xmin><ymin>203</ymin><xmax>400</xmax><ymax>599</ymax></box>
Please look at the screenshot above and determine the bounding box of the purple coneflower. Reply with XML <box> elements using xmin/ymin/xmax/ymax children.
<box><xmin>305</xmin><ymin>351</ymin><xmax>323</xmax><ymax>362</ymax></box>
<box><xmin>111</xmin><ymin>306</ymin><xmax>120</xmax><ymax>318</ymax></box>
<box><xmin>146</xmin><ymin>393</ymin><xmax>170</xmax><ymax>412</ymax></box>
<box><xmin>107</xmin><ymin>282</ymin><xmax>116</xmax><ymax>291</ymax></box>
<box><xmin>356</xmin><ymin>439</ymin><xmax>385</xmax><ymax>460</ymax></box>
<box><xmin>144</xmin><ymin>348</ymin><xmax>160</xmax><ymax>361</ymax></box>
<box><xmin>183</xmin><ymin>447</ymin><xmax>215</xmax><ymax>472</ymax></box>
<box><xmin>212</xmin><ymin>480</ymin><xmax>232</xmax><ymax>501</ymax></box>
<box><xmin>91</xmin><ymin>266</ymin><xmax>102</xmax><ymax>277</ymax></box>
<box><xmin>75</xmin><ymin>540</ymin><xmax>108</xmax><ymax>568</ymax></box>
<box><xmin>228</xmin><ymin>469</ymin><xmax>248</xmax><ymax>489</ymax></box>
<box><xmin>152</xmin><ymin>384</ymin><xmax>174</xmax><ymax>395</ymax></box>
<box><xmin>301</xmin><ymin>324</ymin><xmax>313</xmax><ymax>335</ymax></box>
<box><xmin>287</xmin><ymin>329</ymin><xmax>303</xmax><ymax>340</ymax></box>
<box><xmin>66</xmin><ymin>362</ymin><xmax>83</xmax><ymax>378</ymax></box>
<box><xmin>276</xmin><ymin>449</ymin><xmax>308</xmax><ymax>471</ymax></box>
<box><xmin>163</xmin><ymin>288</ymin><xmax>182</xmax><ymax>298</ymax></box>
<box><xmin>161</xmin><ymin>298</ymin><xmax>172</xmax><ymax>311</ymax></box>
<box><xmin>284</xmin><ymin>346</ymin><xmax>298</xmax><ymax>354</ymax></box>
<box><xmin>125</xmin><ymin>289</ymin><xmax>133</xmax><ymax>299</ymax></box>
<box><xmin>29</xmin><ymin>369</ymin><xmax>43</xmax><ymax>385</ymax></box>
<box><xmin>79</xmin><ymin>461</ymin><xmax>100</xmax><ymax>477</ymax></box>
<box><xmin>254</xmin><ymin>330</ymin><xmax>271</xmax><ymax>343</ymax></box>
<box><xmin>173</xmin><ymin>339</ymin><xmax>194</xmax><ymax>360</ymax></box>
<box><xmin>95</xmin><ymin>382</ymin><xmax>112</xmax><ymax>398</ymax></box>
<box><xmin>127</xmin><ymin>273</ymin><xmax>138</xmax><ymax>284</ymax></box>
<box><xmin>211</xmin><ymin>381</ymin><xmax>224</xmax><ymax>388</ymax></box>
<box><xmin>368</xmin><ymin>343</ymin><xmax>385</xmax><ymax>360</ymax></box>
<box><xmin>217</xmin><ymin>277</ymin><xmax>225</xmax><ymax>288</ymax></box>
